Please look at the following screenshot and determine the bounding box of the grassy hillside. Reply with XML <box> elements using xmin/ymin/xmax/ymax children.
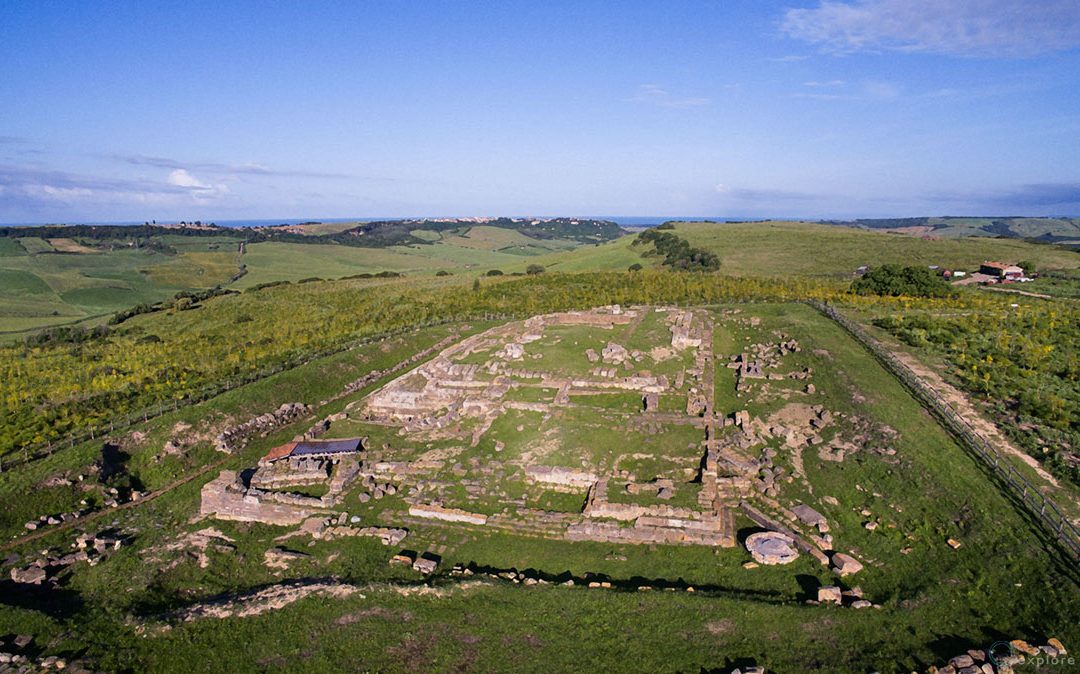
<box><xmin>663</xmin><ymin>221</ymin><xmax>1079</xmax><ymax>278</ymax></box>
<box><xmin>838</xmin><ymin>216</ymin><xmax>1080</xmax><ymax>242</ymax></box>
<box><xmin>0</xmin><ymin>239</ymin><xmax>239</xmax><ymax>336</ymax></box>
<box><xmin>4</xmin><ymin>221</ymin><xmax>1077</xmax><ymax>339</ymax></box>
<box><xmin>0</xmin><ymin>226</ymin><xmax>599</xmax><ymax>336</ymax></box>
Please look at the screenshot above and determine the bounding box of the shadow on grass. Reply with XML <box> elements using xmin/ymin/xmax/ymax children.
<box><xmin>461</xmin><ymin>562</ymin><xmax>792</xmax><ymax>604</ymax></box>
<box><xmin>0</xmin><ymin>579</ymin><xmax>85</xmax><ymax>621</ymax></box>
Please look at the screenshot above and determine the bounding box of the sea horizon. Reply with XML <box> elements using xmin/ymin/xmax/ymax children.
<box><xmin>0</xmin><ymin>216</ymin><xmax>756</xmax><ymax>228</ymax></box>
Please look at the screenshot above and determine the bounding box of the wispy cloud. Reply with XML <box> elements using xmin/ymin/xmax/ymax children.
<box><xmin>936</xmin><ymin>181</ymin><xmax>1080</xmax><ymax>210</ymax></box>
<box><xmin>768</xmin><ymin>54</ymin><xmax>811</xmax><ymax>63</ymax></box>
<box><xmin>790</xmin><ymin>80</ymin><xmax>900</xmax><ymax>101</ymax></box>
<box><xmin>108</xmin><ymin>153</ymin><xmax>356</xmax><ymax>179</ymax></box>
<box><xmin>626</xmin><ymin>84</ymin><xmax>710</xmax><ymax>109</ymax></box>
<box><xmin>0</xmin><ymin>164</ymin><xmax>234</xmax><ymax>210</ymax></box>
<box><xmin>715</xmin><ymin>184</ymin><xmax>829</xmax><ymax>202</ymax></box>
<box><xmin>782</xmin><ymin>0</ymin><xmax>1080</xmax><ymax>57</ymax></box>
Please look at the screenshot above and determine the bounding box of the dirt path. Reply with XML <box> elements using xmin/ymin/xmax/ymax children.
<box><xmin>888</xmin><ymin>348</ymin><xmax>1059</xmax><ymax>486</ymax></box>
<box><xmin>980</xmin><ymin>286</ymin><xmax>1057</xmax><ymax>300</ymax></box>
<box><xmin>881</xmin><ymin>342</ymin><xmax>1080</xmax><ymax>529</ymax></box>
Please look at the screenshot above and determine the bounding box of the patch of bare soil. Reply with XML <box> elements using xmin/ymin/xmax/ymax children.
<box><xmin>706</xmin><ymin>619</ymin><xmax>735</xmax><ymax>635</ymax></box>
<box><xmin>143</xmin><ymin>527</ymin><xmax>236</xmax><ymax>570</ymax></box>
<box><xmin>335</xmin><ymin>607</ymin><xmax>413</xmax><ymax>625</ymax></box>
<box><xmin>385</xmin><ymin>633</ymin><xmax>439</xmax><ymax>671</ymax></box>
<box><xmin>767</xmin><ymin>403</ymin><xmax>818</xmax><ymax>437</ymax></box>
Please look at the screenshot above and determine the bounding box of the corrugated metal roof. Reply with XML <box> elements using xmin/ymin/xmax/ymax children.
<box><xmin>291</xmin><ymin>438</ymin><xmax>362</xmax><ymax>456</ymax></box>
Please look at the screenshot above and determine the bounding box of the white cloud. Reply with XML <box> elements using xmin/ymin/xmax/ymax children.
<box><xmin>803</xmin><ymin>80</ymin><xmax>846</xmax><ymax>88</ymax></box>
<box><xmin>626</xmin><ymin>84</ymin><xmax>710</xmax><ymax>109</ymax></box>
<box><xmin>167</xmin><ymin>168</ymin><xmax>210</xmax><ymax>189</ymax></box>
<box><xmin>782</xmin><ymin>0</ymin><xmax>1080</xmax><ymax>57</ymax></box>
<box><xmin>166</xmin><ymin>168</ymin><xmax>229</xmax><ymax>201</ymax></box>
<box><xmin>0</xmin><ymin>164</ymin><xmax>236</xmax><ymax>219</ymax></box>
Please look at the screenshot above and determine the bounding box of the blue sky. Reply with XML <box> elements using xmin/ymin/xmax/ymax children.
<box><xmin>2</xmin><ymin>0</ymin><xmax>1080</xmax><ymax>223</ymax></box>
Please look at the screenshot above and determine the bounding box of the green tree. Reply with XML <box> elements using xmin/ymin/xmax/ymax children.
<box><xmin>851</xmin><ymin>264</ymin><xmax>954</xmax><ymax>298</ymax></box>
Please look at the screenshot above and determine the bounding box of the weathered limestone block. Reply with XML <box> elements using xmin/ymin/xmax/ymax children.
<box><xmin>413</xmin><ymin>556</ymin><xmax>439</xmax><ymax>574</ymax></box>
<box><xmin>566</xmin><ymin>516</ymin><xmax>735</xmax><ymax>547</ymax></box>
<box><xmin>830</xmin><ymin>552</ymin><xmax>864</xmax><ymax>576</ymax></box>
<box><xmin>817</xmin><ymin>585</ymin><xmax>842</xmax><ymax>604</ymax></box>
<box><xmin>10</xmin><ymin>566</ymin><xmax>47</xmax><ymax>584</ymax></box>
<box><xmin>323</xmin><ymin>526</ymin><xmax>408</xmax><ymax>546</ymax></box>
<box><xmin>792</xmin><ymin>504</ymin><xmax>827</xmax><ymax>527</ymax></box>
<box><xmin>601</xmin><ymin>342</ymin><xmax>629</xmax><ymax>364</ymax></box>
<box><xmin>525</xmin><ymin>466</ymin><xmax>598</xmax><ymax>491</ymax></box>
<box><xmin>408</xmin><ymin>503</ymin><xmax>487</xmax><ymax>526</ymax></box>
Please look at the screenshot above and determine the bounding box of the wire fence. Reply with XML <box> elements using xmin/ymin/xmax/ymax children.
<box><xmin>808</xmin><ymin>300</ymin><xmax>1080</xmax><ymax>560</ymax></box>
<box><xmin>1</xmin><ymin>311</ymin><xmax>516</xmax><ymax>472</ymax></box>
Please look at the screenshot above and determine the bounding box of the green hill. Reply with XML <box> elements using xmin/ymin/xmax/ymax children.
<box><xmin>832</xmin><ymin>216</ymin><xmax>1080</xmax><ymax>243</ymax></box>
<box><xmin>653</xmin><ymin>221</ymin><xmax>1079</xmax><ymax>278</ymax></box>
<box><xmin>0</xmin><ymin>220</ymin><xmax>623</xmax><ymax>336</ymax></box>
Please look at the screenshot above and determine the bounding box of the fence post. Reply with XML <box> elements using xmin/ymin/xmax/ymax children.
<box><xmin>806</xmin><ymin>299</ymin><xmax>1080</xmax><ymax>561</ymax></box>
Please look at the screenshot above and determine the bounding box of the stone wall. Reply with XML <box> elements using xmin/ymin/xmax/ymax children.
<box><xmin>200</xmin><ymin>471</ymin><xmax>323</xmax><ymax>526</ymax></box>
<box><xmin>567</xmin><ymin>510</ymin><xmax>735</xmax><ymax>547</ymax></box>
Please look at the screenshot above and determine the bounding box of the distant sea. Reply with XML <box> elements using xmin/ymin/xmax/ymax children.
<box><xmin>2</xmin><ymin>216</ymin><xmax>739</xmax><ymax>228</ymax></box>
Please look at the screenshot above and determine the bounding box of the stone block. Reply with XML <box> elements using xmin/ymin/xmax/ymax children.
<box><xmin>817</xmin><ymin>585</ymin><xmax>842</xmax><ymax>604</ymax></box>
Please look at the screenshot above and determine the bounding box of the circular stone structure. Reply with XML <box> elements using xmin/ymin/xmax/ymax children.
<box><xmin>745</xmin><ymin>531</ymin><xmax>800</xmax><ymax>565</ymax></box>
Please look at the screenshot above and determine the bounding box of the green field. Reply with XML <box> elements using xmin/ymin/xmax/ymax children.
<box><xmin>841</xmin><ymin>216</ymin><xmax>1080</xmax><ymax>241</ymax></box>
<box><xmin>666</xmin><ymin>221</ymin><xmax>1080</xmax><ymax>279</ymax></box>
<box><xmin>0</xmin><ymin>237</ymin><xmax>240</xmax><ymax>336</ymax></box>
<box><xmin>0</xmin><ymin>226</ymin><xmax>612</xmax><ymax>335</ymax></box>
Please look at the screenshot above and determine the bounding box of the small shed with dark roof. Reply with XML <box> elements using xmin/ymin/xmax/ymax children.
<box><xmin>260</xmin><ymin>437</ymin><xmax>364</xmax><ymax>466</ymax></box>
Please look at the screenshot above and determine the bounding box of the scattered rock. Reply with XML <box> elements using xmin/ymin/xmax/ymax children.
<box><xmin>10</xmin><ymin>566</ymin><xmax>47</xmax><ymax>585</ymax></box>
<box><xmin>413</xmin><ymin>554</ymin><xmax>439</xmax><ymax>574</ymax></box>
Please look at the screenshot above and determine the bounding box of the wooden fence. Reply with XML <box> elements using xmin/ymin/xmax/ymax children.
<box><xmin>1</xmin><ymin>312</ymin><xmax>514</xmax><ymax>471</ymax></box>
<box><xmin>808</xmin><ymin>300</ymin><xmax>1080</xmax><ymax>560</ymax></box>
